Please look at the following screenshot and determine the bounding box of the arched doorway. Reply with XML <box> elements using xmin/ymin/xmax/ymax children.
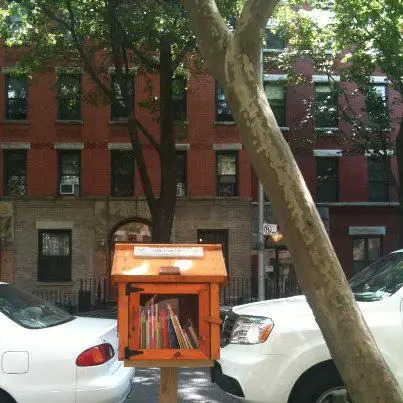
<box><xmin>107</xmin><ymin>218</ymin><xmax>152</xmax><ymax>298</ymax></box>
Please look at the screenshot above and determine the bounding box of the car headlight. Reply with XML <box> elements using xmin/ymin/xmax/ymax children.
<box><xmin>230</xmin><ymin>315</ymin><xmax>274</xmax><ymax>344</ymax></box>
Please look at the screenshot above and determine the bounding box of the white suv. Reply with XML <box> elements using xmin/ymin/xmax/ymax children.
<box><xmin>213</xmin><ymin>250</ymin><xmax>403</xmax><ymax>403</ymax></box>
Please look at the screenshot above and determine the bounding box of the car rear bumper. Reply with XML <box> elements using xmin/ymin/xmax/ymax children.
<box><xmin>75</xmin><ymin>364</ymin><xmax>135</xmax><ymax>403</ymax></box>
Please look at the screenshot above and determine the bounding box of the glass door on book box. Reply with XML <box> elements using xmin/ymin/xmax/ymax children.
<box><xmin>128</xmin><ymin>284</ymin><xmax>210</xmax><ymax>359</ymax></box>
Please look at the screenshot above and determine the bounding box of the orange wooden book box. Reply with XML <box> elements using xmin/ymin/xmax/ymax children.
<box><xmin>111</xmin><ymin>243</ymin><xmax>228</xmax><ymax>367</ymax></box>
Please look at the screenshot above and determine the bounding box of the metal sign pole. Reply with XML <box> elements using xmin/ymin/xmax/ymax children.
<box><xmin>258</xmin><ymin>46</ymin><xmax>265</xmax><ymax>301</ymax></box>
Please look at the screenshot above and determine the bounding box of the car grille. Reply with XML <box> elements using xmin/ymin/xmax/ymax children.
<box><xmin>220</xmin><ymin>310</ymin><xmax>238</xmax><ymax>347</ymax></box>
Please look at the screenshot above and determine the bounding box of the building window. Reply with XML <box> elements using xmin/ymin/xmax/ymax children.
<box><xmin>5</xmin><ymin>74</ymin><xmax>27</xmax><ymax>120</ymax></box>
<box><xmin>111</xmin><ymin>75</ymin><xmax>133</xmax><ymax>121</ymax></box>
<box><xmin>38</xmin><ymin>230</ymin><xmax>72</xmax><ymax>282</ymax></box>
<box><xmin>172</xmin><ymin>77</ymin><xmax>187</xmax><ymax>121</ymax></box>
<box><xmin>176</xmin><ymin>151</ymin><xmax>187</xmax><ymax>197</ymax></box>
<box><xmin>217</xmin><ymin>151</ymin><xmax>238</xmax><ymax>197</ymax></box>
<box><xmin>264</xmin><ymin>82</ymin><xmax>286</xmax><ymax>127</ymax></box>
<box><xmin>264</xmin><ymin>28</ymin><xmax>285</xmax><ymax>50</ymax></box>
<box><xmin>366</xmin><ymin>83</ymin><xmax>388</xmax><ymax>128</ymax></box>
<box><xmin>58</xmin><ymin>151</ymin><xmax>80</xmax><ymax>196</ymax></box>
<box><xmin>352</xmin><ymin>236</ymin><xmax>382</xmax><ymax>275</ymax></box>
<box><xmin>58</xmin><ymin>74</ymin><xmax>81</xmax><ymax>120</ymax></box>
<box><xmin>197</xmin><ymin>229</ymin><xmax>229</xmax><ymax>272</ymax></box>
<box><xmin>368</xmin><ymin>157</ymin><xmax>390</xmax><ymax>202</ymax></box>
<box><xmin>216</xmin><ymin>83</ymin><xmax>233</xmax><ymax>122</ymax></box>
<box><xmin>316</xmin><ymin>157</ymin><xmax>339</xmax><ymax>202</ymax></box>
<box><xmin>3</xmin><ymin>150</ymin><xmax>27</xmax><ymax>196</ymax></box>
<box><xmin>111</xmin><ymin>150</ymin><xmax>134</xmax><ymax>196</ymax></box>
<box><xmin>314</xmin><ymin>83</ymin><xmax>338</xmax><ymax>128</ymax></box>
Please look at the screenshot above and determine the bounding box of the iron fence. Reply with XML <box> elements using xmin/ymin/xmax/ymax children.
<box><xmin>32</xmin><ymin>271</ymin><xmax>301</xmax><ymax>315</ymax></box>
<box><xmin>32</xmin><ymin>277</ymin><xmax>107</xmax><ymax>314</ymax></box>
<box><xmin>220</xmin><ymin>271</ymin><xmax>301</xmax><ymax>307</ymax></box>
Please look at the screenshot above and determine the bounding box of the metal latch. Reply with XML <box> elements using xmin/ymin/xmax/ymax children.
<box><xmin>125</xmin><ymin>283</ymin><xmax>144</xmax><ymax>295</ymax></box>
<box><xmin>124</xmin><ymin>347</ymin><xmax>143</xmax><ymax>359</ymax></box>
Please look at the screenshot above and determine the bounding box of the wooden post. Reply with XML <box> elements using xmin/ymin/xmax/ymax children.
<box><xmin>160</xmin><ymin>367</ymin><xmax>178</xmax><ymax>403</ymax></box>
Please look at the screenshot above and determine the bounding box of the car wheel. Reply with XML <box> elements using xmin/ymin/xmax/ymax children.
<box><xmin>289</xmin><ymin>363</ymin><xmax>352</xmax><ymax>403</ymax></box>
<box><xmin>0</xmin><ymin>390</ymin><xmax>15</xmax><ymax>403</ymax></box>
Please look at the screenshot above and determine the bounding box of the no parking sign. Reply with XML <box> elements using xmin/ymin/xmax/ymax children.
<box><xmin>262</xmin><ymin>223</ymin><xmax>278</xmax><ymax>237</ymax></box>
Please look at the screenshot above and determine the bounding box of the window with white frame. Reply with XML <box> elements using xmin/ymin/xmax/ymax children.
<box><xmin>58</xmin><ymin>151</ymin><xmax>80</xmax><ymax>196</ymax></box>
<box><xmin>5</xmin><ymin>74</ymin><xmax>28</xmax><ymax>120</ymax></box>
<box><xmin>365</xmin><ymin>83</ymin><xmax>388</xmax><ymax>128</ymax></box>
<box><xmin>264</xmin><ymin>82</ymin><xmax>286</xmax><ymax>127</ymax></box>
<box><xmin>111</xmin><ymin>75</ymin><xmax>134</xmax><ymax>121</ymax></box>
<box><xmin>216</xmin><ymin>83</ymin><xmax>233</xmax><ymax>122</ymax></box>
<box><xmin>352</xmin><ymin>236</ymin><xmax>382</xmax><ymax>275</ymax></box>
<box><xmin>217</xmin><ymin>151</ymin><xmax>238</xmax><ymax>196</ymax></box>
<box><xmin>316</xmin><ymin>157</ymin><xmax>339</xmax><ymax>202</ymax></box>
<box><xmin>314</xmin><ymin>82</ymin><xmax>338</xmax><ymax>128</ymax></box>
<box><xmin>176</xmin><ymin>151</ymin><xmax>187</xmax><ymax>197</ymax></box>
<box><xmin>38</xmin><ymin>229</ymin><xmax>72</xmax><ymax>282</ymax></box>
<box><xmin>264</xmin><ymin>27</ymin><xmax>285</xmax><ymax>50</ymax></box>
<box><xmin>58</xmin><ymin>73</ymin><xmax>81</xmax><ymax>120</ymax></box>
<box><xmin>368</xmin><ymin>157</ymin><xmax>390</xmax><ymax>202</ymax></box>
<box><xmin>3</xmin><ymin>150</ymin><xmax>27</xmax><ymax>196</ymax></box>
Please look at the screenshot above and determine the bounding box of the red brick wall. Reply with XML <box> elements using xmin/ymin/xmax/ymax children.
<box><xmin>0</xmin><ymin>47</ymin><xmax>401</xmax><ymax>204</ymax></box>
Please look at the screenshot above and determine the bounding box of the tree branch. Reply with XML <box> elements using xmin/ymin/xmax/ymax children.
<box><xmin>236</xmin><ymin>0</ymin><xmax>278</xmax><ymax>70</ymax></box>
<box><xmin>182</xmin><ymin>0</ymin><xmax>231</xmax><ymax>84</ymax></box>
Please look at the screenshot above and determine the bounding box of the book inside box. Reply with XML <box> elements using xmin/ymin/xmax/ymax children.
<box><xmin>139</xmin><ymin>294</ymin><xmax>199</xmax><ymax>349</ymax></box>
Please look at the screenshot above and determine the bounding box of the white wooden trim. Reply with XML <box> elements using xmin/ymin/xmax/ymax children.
<box><xmin>348</xmin><ymin>226</ymin><xmax>386</xmax><ymax>236</ymax></box>
<box><xmin>175</xmin><ymin>143</ymin><xmax>190</xmax><ymax>151</ymax></box>
<box><xmin>36</xmin><ymin>221</ymin><xmax>74</xmax><ymax>229</ymax></box>
<box><xmin>370</xmin><ymin>76</ymin><xmax>388</xmax><ymax>84</ymax></box>
<box><xmin>364</xmin><ymin>149</ymin><xmax>394</xmax><ymax>157</ymax></box>
<box><xmin>54</xmin><ymin>142</ymin><xmax>84</xmax><ymax>150</ymax></box>
<box><xmin>263</xmin><ymin>74</ymin><xmax>288</xmax><ymax>81</ymax></box>
<box><xmin>313</xmin><ymin>149</ymin><xmax>342</xmax><ymax>157</ymax></box>
<box><xmin>1</xmin><ymin>142</ymin><xmax>30</xmax><ymax>150</ymax></box>
<box><xmin>312</xmin><ymin>75</ymin><xmax>340</xmax><ymax>82</ymax></box>
<box><xmin>213</xmin><ymin>143</ymin><xmax>242</xmax><ymax>151</ymax></box>
<box><xmin>108</xmin><ymin>143</ymin><xmax>133</xmax><ymax>150</ymax></box>
<box><xmin>55</xmin><ymin>67</ymin><xmax>82</xmax><ymax>74</ymax></box>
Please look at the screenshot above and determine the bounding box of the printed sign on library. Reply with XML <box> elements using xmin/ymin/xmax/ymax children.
<box><xmin>133</xmin><ymin>246</ymin><xmax>204</xmax><ymax>258</ymax></box>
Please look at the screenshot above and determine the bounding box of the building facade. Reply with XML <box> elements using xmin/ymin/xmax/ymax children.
<box><xmin>0</xmin><ymin>38</ymin><xmax>401</xmax><ymax>303</ymax></box>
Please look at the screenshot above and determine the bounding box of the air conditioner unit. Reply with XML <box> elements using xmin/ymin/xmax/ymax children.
<box><xmin>60</xmin><ymin>183</ymin><xmax>76</xmax><ymax>195</ymax></box>
<box><xmin>176</xmin><ymin>184</ymin><xmax>185</xmax><ymax>197</ymax></box>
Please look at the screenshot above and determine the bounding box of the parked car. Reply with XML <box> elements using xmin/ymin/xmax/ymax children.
<box><xmin>0</xmin><ymin>282</ymin><xmax>134</xmax><ymax>403</ymax></box>
<box><xmin>212</xmin><ymin>250</ymin><xmax>403</xmax><ymax>403</ymax></box>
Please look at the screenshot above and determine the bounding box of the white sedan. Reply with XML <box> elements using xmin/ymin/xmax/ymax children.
<box><xmin>0</xmin><ymin>282</ymin><xmax>134</xmax><ymax>403</ymax></box>
<box><xmin>213</xmin><ymin>250</ymin><xmax>403</xmax><ymax>403</ymax></box>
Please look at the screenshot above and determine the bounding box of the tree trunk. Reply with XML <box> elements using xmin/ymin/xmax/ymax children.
<box><xmin>153</xmin><ymin>37</ymin><xmax>177</xmax><ymax>244</ymax></box>
<box><xmin>183</xmin><ymin>1</ymin><xmax>403</xmax><ymax>402</ymax></box>
<box><xmin>395</xmin><ymin>118</ymin><xmax>403</xmax><ymax>248</ymax></box>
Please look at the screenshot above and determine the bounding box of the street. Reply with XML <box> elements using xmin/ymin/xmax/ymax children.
<box><xmin>129</xmin><ymin>367</ymin><xmax>240</xmax><ymax>402</ymax></box>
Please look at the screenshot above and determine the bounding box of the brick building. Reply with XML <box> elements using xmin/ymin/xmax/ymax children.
<box><xmin>0</xmin><ymin>35</ymin><xmax>401</xmax><ymax>302</ymax></box>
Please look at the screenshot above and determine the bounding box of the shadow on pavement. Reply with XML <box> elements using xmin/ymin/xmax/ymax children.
<box><xmin>131</xmin><ymin>367</ymin><xmax>241</xmax><ymax>402</ymax></box>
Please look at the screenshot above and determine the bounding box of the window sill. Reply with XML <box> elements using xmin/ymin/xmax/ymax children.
<box><xmin>315</xmin><ymin>127</ymin><xmax>338</xmax><ymax>132</ymax></box>
<box><xmin>56</xmin><ymin>120</ymin><xmax>83</xmax><ymax>125</ymax></box>
<box><xmin>3</xmin><ymin>120</ymin><xmax>29</xmax><ymax>125</ymax></box>
<box><xmin>36</xmin><ymin>281</ymin><xmax>74</xmax><ymax>287</ymax></box>
<box><xmin>109</xmin><ymin>119</ymin><xmax>128</xmax><ymax>125</ymax></box>
<box><xmin>173</xmin><ymin>120</ymin><xmax>189</xmax><ymax>126</ymax></box>
<box><xmin>365</xmin><ymin>127</ymin><xmax>391</xmax><ymax>132</ymax></box>
<box><xmin>214</xmin><ymin>121</ymin><xmax>236</xmax><ymax>126</ymax></box>
<box><xmin>263</xmin><ymin>48</ymin><xmax>285</xmax><ymax>54</ymax></box>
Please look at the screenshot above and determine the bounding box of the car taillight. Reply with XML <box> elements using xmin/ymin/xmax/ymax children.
<box><xmin>76</xmin><ymin>343</ymin><xmax>114</xmax><ymax>367</ymax></box>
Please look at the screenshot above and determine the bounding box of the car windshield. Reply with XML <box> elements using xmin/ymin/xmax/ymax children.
<box><xmin>350</xmin><ymin>251</ymin><xmax>403</xmax><ymax>302</ymax></box>
<box><xmin>0</xmin><ymin>284</ymin><xmax>75</xmax><ymax>329</ymax></box>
